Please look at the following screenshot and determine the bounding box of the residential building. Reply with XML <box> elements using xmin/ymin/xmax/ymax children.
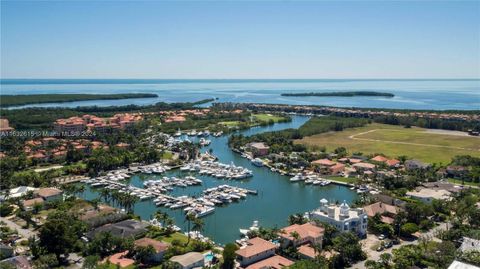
<box><xmin>134</xmin><ymin>238</ymin><xmax>169</xmax><ymax>262</ymax></box>
<box><xmin>363</xmin><ymin>202</ymin><xmax>401</xmax><ymax>224</ymax></box>
<box><xmin>35</xmin><ymin>188</ymin><xmax>63</xmax><ymax>202</ymax></box>
<box><xmin>87</xmin><ymin>219</ymin><xmax>149</xmax><ymax>239</ymax></box>
<box><xmin>245</xmin><ymin>255</ymin><xmax>293</xmax><ymax>269</ymax></box>
<box><xmin>8</xmin><ymin>186</ymin><xmax>36</xmax><ymax>199</ymax></box>
<box><xmin>311</xmin><ymin>159</ymin><xmax>336</xmax><ymax>174</ymax></box>
<box><xmin>406</xmin><ymin>188</ymin><xmax>452</xmax><ymax>203</ymax></box>
<box><xmin>169</xmin><ymin>252</ymin><xmax>204</xmax><ymax>269</ymax></box>
<box><xmin>247</xmin><ymin>142</ymin><xmax>270</xmax><ymax>157</ymax></box>
<box><xmin>309</xmin><ymin>199</ymin><xmax>367</xmax><ymax>237</ymax></box>
<box><xmin>22</xmin><ymin>198</ymin><xmax>45</xmax><ymax>211</ymax></box>
<box><xmin>352</xmin><ymin>162</ymin><xmax>376</xmax><ymax>172</ymax></box>
<box><xmin>278</xmin><ymin>223</ymin><xmax>324</xmax><ymax>248</ymax></box>
<box><xmin>329</xmin><ymin>163</ymin><xmax>345</xmax><ymax>175</ymax></box>
<box><xmin>236</xmin><ymin>237</ymin><xmax>277</xmax><ymax>267</ymax></box>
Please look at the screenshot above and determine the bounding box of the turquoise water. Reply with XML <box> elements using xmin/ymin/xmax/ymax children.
<box><xmin>1</xmin><ymin>79</ymin><xmax>479</xmax><ymax>110</ymax></box>
<box><xmin>80</xmin><ymin>116</ymin><xmax>358</xmax><ymax>245</ymax></box>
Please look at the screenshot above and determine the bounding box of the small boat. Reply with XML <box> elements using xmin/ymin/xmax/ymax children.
<box><xmin>239</xmin><ymin>220</ymin><xmax>259</xmax><ymax>235</ymax></box>
<box><xmin>251</xmin><ymin>158</ymin><xmax>264</xmax><ymax>167</ymax></box>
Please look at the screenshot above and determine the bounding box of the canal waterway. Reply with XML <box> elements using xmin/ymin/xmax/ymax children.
<box><xmin>81</xmin><ymin>115</ymin><xmax>358</xmax><ymax>244</ymax></box>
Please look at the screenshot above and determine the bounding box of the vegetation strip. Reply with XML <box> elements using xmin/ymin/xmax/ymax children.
<box><xmin>281</xmin><ymin>91</ymin><xmax>395</xmax><ymax>97</ymax></box>
<box><xmin>0</xmin><ymin>93</ymin><xmax>159</xmax><ymax>107</ymax></box>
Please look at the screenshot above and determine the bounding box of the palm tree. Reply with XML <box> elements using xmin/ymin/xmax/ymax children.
<box><xmin>185</xmin><ymin>212</ymin><xmax>197</xmax><ymax>246</ymax></box>
<box><xmin>192</xmin><ymin>217</ymin><xmax>204</xmax><ymax>235</ymax></box>
<box><xmin>154</xmin><ymin>210</ymin><xmax>168</xmax><ymax>227</ymax></box>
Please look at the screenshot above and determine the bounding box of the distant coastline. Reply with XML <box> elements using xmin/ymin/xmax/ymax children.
<box><xmin>0</xmin><ymin>93</ymin><xmax>158</xmax><ymax>107</ymax></box>
<box><xmin>281</xmin><ymin>91</ymin><xmax>395</xmax><ymax>97</ymax></box>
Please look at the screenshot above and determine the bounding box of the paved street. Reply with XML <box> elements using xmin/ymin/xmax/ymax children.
<box><xmin>0</xmin><ymin>216</ymin><xmax>37</xmax><ymax>238</ymax></box>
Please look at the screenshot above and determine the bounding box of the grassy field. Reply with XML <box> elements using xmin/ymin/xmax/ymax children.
<box><xmin>253</xmin><ymin>113</ymin><xmax>286</xmax><ymax>122</ymax></box>
<box><xmin>297</xmin><ymin>123</ymin><xmax>480</xmax><ymax>164</ymax></box>
<box><xmin>219</xmin><ymin>121</ymin><xmax>242</xmax><ymax>127</ymax></box>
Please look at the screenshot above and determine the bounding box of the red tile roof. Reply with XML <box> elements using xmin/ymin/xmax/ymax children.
<box><xmin>235</xmin><ymin>237</ymin><xmax>276</xmax><ymax>258</ymax></box>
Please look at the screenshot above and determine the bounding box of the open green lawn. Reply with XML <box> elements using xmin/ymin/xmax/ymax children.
<box><xmin>218</xmin><ymin>121</ymin><xmax>242</xmax><ymax>127</ymax></box>
<box><xmin>297</xmin><ymin>123</ymin><xmax>480</xmax><ymax>164</ymax></box>
<box><xmin>326</xmin><ymin>176</ymin><xmax>359</xmax><ymax>185</ymax></box>
<box><xmin>448</xmin><ymin>178</ymin><xmax>480</xmax><ymax>187</ymax></box>
<box><xmin>158</xmin><ymin>232</ymin><xmax>189</xmax><ymax>244</ymax></box>
<box><xmin>253</xmin><ymin>113</ymin><xmax>286</xmax><ymax>122</ymax></box>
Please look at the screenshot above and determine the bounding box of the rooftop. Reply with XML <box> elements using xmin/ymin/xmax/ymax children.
<box><xmin>170</xmin><ymin>252</ymin><xmax>204</xmax><ymax>267</ymax></box>
<box><xmin>245</xmin><ymin>255</ymin><xmax>293</xmax><ymax>269</ymax></box>
<box><xmin>135</xmin><ymin>238</ymin><xmax>169</xmax><ymax>252</ymax></box>
<box><xmin>236</xmin><ymin>237</ymin><xmax>277</xmax><ymax>258</ymax></box>
<box><xmin>279</xmin><ymin>223</ymin><xmax>324</xmax><ymax>241</ymax></box>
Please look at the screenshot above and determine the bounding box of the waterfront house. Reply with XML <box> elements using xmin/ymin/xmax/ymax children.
<box><xmin>235</xmin><ymin>237</ymin><xmax>277</xmax><ymax>267</ymax></box>
<box><xmin>245</xmin><ymin>255</ymin><xmax>293</xmax><ymax>269</ymax></box>
<box><xmin>311</xmin><ymin>159</ymin><xmax>336</xmax><ymax>174</ymax></box>
<box><xmin>363</xmin><ymin>202</ymin><xmax>401</xmax><ymax>224</ymax></box>
<box><xmin>352</xmin><ymin>162</ymin><xmax>376</xmax><ymax>172</ymax></box>
<box><xmin>278</xmin><ymin>223</ymin><xmax>324</xmax><ymax>248</ymax></box>
<box><xmin>87</xmin><ymin>219</ymin><xmax>149</xmax><ymax>240</ymax></box>
<box><xmin>169</xmin><ymin>252</ymin><xmax>204</xmax><ymax>269</ymax></box>
<box><xmin>134</xmin><ymin>238</ymin><xmax>169</xmax><ymax>262</ymax></box>
<box><xmin>309</xmin><ymin>199</ymin><xmax>367</xmax><ymax>237</ymax></box>
<box><xmin>35</xmin><ymin>188</ymin><xmax>63</xmax><ymax>202</ymax></box>
<box><xmin>329</xmin><ymin>163</ymin><xmax>345</xmax><ymax>175</ymax></box>
<box><xmin>247</xmin><ymin>142</ymin><xmax>270</xmax><ymax>157</ymax></box>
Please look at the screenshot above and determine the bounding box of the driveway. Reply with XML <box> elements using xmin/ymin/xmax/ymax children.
<box><xmin>350</xmin><ymin>223</ymin><xmax>448</xmax><ymax>269</ymax></box>
<box><xmin>0</xmin><ymin>216</ymin><xmax>37</xmax><ymax>238</ymax></box>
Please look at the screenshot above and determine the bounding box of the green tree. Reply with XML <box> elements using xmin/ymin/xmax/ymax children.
<box><xmin>222</xmin><ymin>243</ymin><xmax>238</xmax><ymax>269</ymax></box>
<box><xmin>38</xmin><ymin>211</ymin><xmax>86</xmax><ymax>261</ymax></box>
<box><xmin>400</xmin><ymin>223</ymin><xmax>419</xmax><ymax>237</ymax></box>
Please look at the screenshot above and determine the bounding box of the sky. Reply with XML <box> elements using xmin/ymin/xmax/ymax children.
<box><xmin>1</xmin><ymin>1</ymin><xmax>479</xmax><ymax>79</ymax></box>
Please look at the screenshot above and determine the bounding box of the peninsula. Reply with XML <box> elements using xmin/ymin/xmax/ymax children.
<box><xmin>0</xmin><ymin>93</ymin><xmax>159</xmax><ymax>107</ymax></box>
<box><xmin>281</xmin><ymin>91</ymin><xmax>395</xmax><ymax>97</ymax></box>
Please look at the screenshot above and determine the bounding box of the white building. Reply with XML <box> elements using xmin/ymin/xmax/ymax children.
<box><xmin>309</xmin><ymin>199</ymin><xmax>367</xmax><ymax>237</ymax></box>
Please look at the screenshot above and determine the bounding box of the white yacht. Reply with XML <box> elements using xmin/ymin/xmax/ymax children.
<box><xmin>251</xmin><ymin>158</ymin><xmax>264</xmax><ymax>167</ymax></box>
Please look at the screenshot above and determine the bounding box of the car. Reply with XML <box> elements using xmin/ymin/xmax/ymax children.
<box><xmin>392</xmin><ymin>238</ymin><xmax>401</xmax><ymax>245</ymax></box>
<box><xmin>378</xmin><ymin>234</ymin><xmax>386</xmax><ymax>240</ymax></box>
<box><xmin>376</xmin><ymin>245</ymin><xmax>384</xmax><ymax>252</ymax></box>
<box><xmin>383</xmin><ymin>240</ymin><xmax>393</xmax><ymax>248</ymax></box>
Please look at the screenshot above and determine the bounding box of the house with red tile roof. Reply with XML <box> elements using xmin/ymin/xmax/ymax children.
<box><xmin>371</xmin><ymin>155</ymin><xmax>388</xmax><ymax>163</ymax></box>
<box><xmin>104</xmin><ymin>251</ymin><xmax>135</xmax><ymax>268</ymax></box>
<box><xmin>236</xmin><ymin>237</ymin><xmax>277</xmax><ymax>267</ymax></box>
<box><xmin>245</xmin><ymin>255</ymin><xmax>293</xmax><ymax>269</ymax></box>
<box><xmin>363</xmin><ymin>202</ymin><xmax>401</xmax><ymax>224</ymax></box>
<box><xmin>134</xmin><ymin>238</ymin><xmax>169</xmax><ymax>262</ymax></box>
<box><xmin>278</xmin><ymin>223</ymin><xmax>324</xmax><ymax>248</ymax></box>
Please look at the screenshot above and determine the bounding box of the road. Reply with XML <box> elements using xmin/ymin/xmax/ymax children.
<box><xmin>0</xmin><ymin>217</ymin><xmax>37</xmax><ymax>238</ymax></box>
<box><xmin>350</xmin><ymin>223</ymin><xmax>448</xmax><ymax>269</ymax></box>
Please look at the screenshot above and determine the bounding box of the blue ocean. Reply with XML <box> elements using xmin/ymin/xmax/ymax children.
<box><xmin>1</xmin><ymin>79</ymin><xmax>479</xmax><ymax>110</ymax></box>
